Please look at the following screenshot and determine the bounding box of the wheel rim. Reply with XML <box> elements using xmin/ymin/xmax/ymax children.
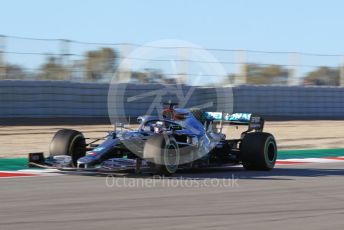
<box><xmin>265</xmin><ymin>138</ymin><xmax>277</xmax><ymax>163</ymax></box>
<box><xmin>164</xmin><ymin>143</ymin><xmax>179</xmax><ymax>174</ymax></box>
<box><xmin>69</xmin><ymin>134</ymin><xmax>85</xmax><ymax>167</ymax></box>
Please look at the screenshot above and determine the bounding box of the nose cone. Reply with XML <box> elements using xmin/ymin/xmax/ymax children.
<box><xmin>77</xmin><ymin>156</ymin><xmax>98</xmax><ymax>168</ymax></box>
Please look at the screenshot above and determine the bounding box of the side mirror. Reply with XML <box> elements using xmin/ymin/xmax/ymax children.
<box><xmin>137</xmin><ymin>116</ymin><xmax>143</xmax><ymax>124</ymax></box>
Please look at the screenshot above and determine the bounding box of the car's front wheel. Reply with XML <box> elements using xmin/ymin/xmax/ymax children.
<box><xmin>49</xmin><ymin>129</ymin><xmax>86</xmax><ymax>167</ymax></box>
<box><xmin>143</xmin><ymin>134</ymin><xmax>180</xmax><ymax>176</ymax></box>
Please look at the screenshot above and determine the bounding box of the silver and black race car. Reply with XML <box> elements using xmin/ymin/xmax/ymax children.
<box><xmin>29</xmin><ymin>103</ymin><xmax>278</xmax><ymax>176</ymax></box>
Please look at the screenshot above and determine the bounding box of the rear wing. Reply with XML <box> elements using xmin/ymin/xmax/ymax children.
<box><xmin>203</xmin><ymin>112</ymin><xmax>264</xmax><ymax>132</ymax></box>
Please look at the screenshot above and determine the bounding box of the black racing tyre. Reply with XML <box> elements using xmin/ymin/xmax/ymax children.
<box><xmin>49</xmin><ymin>129</ymin><xmax>86</xmax><ymax>167</ymax></box>
<box><xmin>190</xmin><ymin>108</ymin><xmax>206</xmax><ymax>124</ymax></box>
<box><xmin>143</xmin><ymin>135</ymin><xmax>180</xmax><ymax>176</ymax></box>
<box><xmin>240</xmin><ymin>132</ymin><xmax>277</xmax><ymax>170</ymax></box>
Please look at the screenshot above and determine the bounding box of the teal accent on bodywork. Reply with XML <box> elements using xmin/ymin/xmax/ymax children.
<box><xmin>204</xmin><ymin>112</ymin><xmax>252</xmax><ymax>122</ymax></box>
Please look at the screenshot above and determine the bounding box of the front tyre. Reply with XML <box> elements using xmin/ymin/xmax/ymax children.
<box><xmin>49</xmin><ymin>129</ymin><xmax>86</xmax><ymax>167</ymax></box>
<box><xmin>240</xmin><ymin>132</ymin><xmax>277</xmax><ymax>170</ymax></box>
<box><xmin>143</xmin><ymin>135</ymin><xmax>180</xmax><ymax>176</ymax></box>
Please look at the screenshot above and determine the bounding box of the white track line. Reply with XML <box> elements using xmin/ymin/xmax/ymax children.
<box><xmin>277</xmin><ymin>157</ymin><xmax>344</xmax><ymax>164</ymax></box>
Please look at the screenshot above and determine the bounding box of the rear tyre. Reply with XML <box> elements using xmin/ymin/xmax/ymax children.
<box><xmin>240</xmin><ymin>132</ymin><xmax>277</xmax><ymax>170</ymax></box>
<box><xmin>49</xmin><ymin>129</ymin><xmax>86</xmax><ymax>167</ymax></box>
<box><xmin>143</xmin><ymin>135</ymin><xmax>180</xmax><ymax>176</ymax></box>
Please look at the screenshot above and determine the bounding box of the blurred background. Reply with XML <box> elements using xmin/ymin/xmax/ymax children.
<box><xmin>0</xmin><ymin>34</ymin><xmax>343</xmax><ymax>86</ymax></box>
<box><xmin>1</xmin><ymin>0</ymin><xmax>344</xmax><ymax>86</ymax></box>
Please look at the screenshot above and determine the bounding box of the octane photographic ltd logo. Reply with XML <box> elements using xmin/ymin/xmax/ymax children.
<box><xmin>107</xmin><ymin>39</ymin><xmax>233</xmax><ymax>166</ymax></box>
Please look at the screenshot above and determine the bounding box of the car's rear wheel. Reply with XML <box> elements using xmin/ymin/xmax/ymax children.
<box><xmin>49</xmin><ymin>129</ymin><xmax>86</xmax><ymax>167</ymax></box>
<box><xmin>240</xmin><ymin>132</ymin><xmax>277</xmax><ymax>170</ymax></box>
<box><xmin>143</xmin><ymin>135</ymin><xmax>180</xmax><ymax>176</ymax></box>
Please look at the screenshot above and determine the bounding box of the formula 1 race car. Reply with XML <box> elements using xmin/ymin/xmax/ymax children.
<box><xmin>29</xmin><ymin>102</ymin><xmax>278</xmax><ymax>176</ymax></box>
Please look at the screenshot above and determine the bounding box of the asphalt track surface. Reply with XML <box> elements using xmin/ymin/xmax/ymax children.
<box><xmin>1</xmin><ymin>162</ymin><xmax>343</xmax><ymax>230</ymax></box>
